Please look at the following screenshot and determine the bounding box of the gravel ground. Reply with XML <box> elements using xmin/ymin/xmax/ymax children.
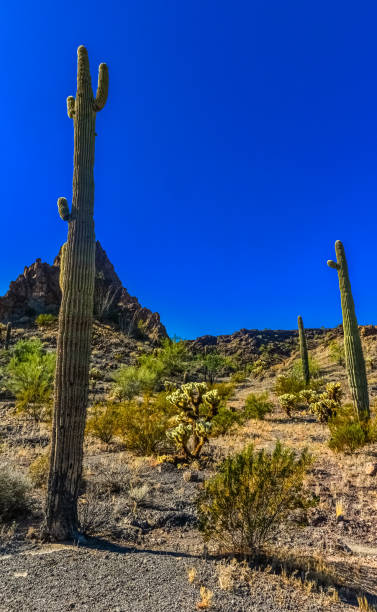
<box><xmin>0</xmin><ymin>545</ymin><xmax>353</xmax><ymax>612</ymax></box>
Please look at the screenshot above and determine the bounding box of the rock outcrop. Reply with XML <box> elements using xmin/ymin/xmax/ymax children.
<box><xmin>0</xmin><ymin>242</ymin><xmax>167</xmax><ymax>342</ymax></box>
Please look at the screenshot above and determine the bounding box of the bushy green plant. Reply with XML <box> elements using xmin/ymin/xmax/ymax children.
<box><xmin>328</xmin><ymin>405</ymin><xmax>377</xmax><ymax>453</ymax></box>
<box><xmin>244</xmin><ymin>392</ymin><xmax>273</xmax><ymax>420</ymax></box>
<box><xmin>117</xmin><ymin>393</ymin><xmax>173</xmax><ymax>455</ymax></box>
<box><xmin>290</xmin><ymin>357</ymin><xmax>320</xmax><ymax>381</ymax></box>
<box><xmin>198</xmin><ymin>441</ymin><xmax>314</xmax><ymax>552</ymax></box>
<box><xmin>86</xmin><ymin>404</ymin><xmax>120</xmax><ymax>444</ymax></box>
<box><xmin>211</xmin><ymin>406</ymin><xmax>241</xmax><ymax>436</ymax></box>
<box><xmin>0</xmin><ymin>464</ymin><xmax>30</xmax><ymax>521</ymax></box>
<box><xmin>201</xmin><ymin>352</ymin><xmax>235</xmax><ymax>384</ymax></box>
<box><xmin>111</xmin><ymin>365</ymin><xmax>157</xmax><ymax>400</ymax></box>
<box><xmin>6</xmin><ymin>340</ymin><xmax>56</xmax><ymax>421</ymax></box>
<box><xmin>29</xmin><ymin>453</ymin><xmax>49</xmax><ymax>488</ymax></box>
<box><xmin>274</xmin><ymin>373</ymin><xmax>306</xmax><ymax>396</ymax></box>
<box><xmin>247</xmin><ymin>359</ymin><xmax>267</xmax><ymax>379</ymax></box>
<box><xmin>210</xmin><ymin>382</ymin><xmax>235</xmax><ymax>402</ymax></box>
<box><xmin>35</xmin><ymin>313</ymin><xmax>58</xmax><ymax>327</ymax></box>
<box><xmin>166</xmin><ymin>382</ymin><xmax>222</xmax><ymax>460</ymax></box>
<box><xmin>328</xmin><ymin>340</ymin><xmax>345</xmax><ymax>366</ymax></box>
<box><xmin>230</xmin><ymin>371</ymin><xmax>247</xmax><ymax>383</ymax></box>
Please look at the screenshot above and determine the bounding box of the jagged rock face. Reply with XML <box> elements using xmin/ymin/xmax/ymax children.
<box><xmin>189</xmin><ymin>327</ymin><xmax>329</xmax><ymax>365</ymax></box>
<box><xmin>0</xmin><ymin>242</ymin><xmax>167</xmax><ymax>342</ymax></box>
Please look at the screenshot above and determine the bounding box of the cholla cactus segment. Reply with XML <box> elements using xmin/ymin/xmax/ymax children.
<box><xmin>299</xmin><ymin>389</ymin><xmax>318</xmax><ymax>405</ymax></box>
<box><xmin>327</xmin><ymin>240</ymin><xmax>369</xmax><ymax>420</ymax></box>
<box><xmin>164</xmin><ymin>380</ymin><xmax>177</xmax><ymax>393</ymax></box>
<box><xmin>203</xmin><ymin>390</ymin><xmax>221</xmax><ymax>414</ymax></box>
<box><xmin>310</xmin><ymin>382</ymin><xmax>342</xmax><ymax>422</ymax></box>
<box><xmin>182</xmin><ymin>382</ymin><xmax>207</xmax><ymax>405</ymax></box>
<box><xmin>297</xmin><ymin>316</ymin><xmax>310</xmax><ymax>385</ymax></box>
<box><xmin>166</xmin><ymin>388</ymin><xmax>191</xmax><ymax>411</ymax></box>
<box><xmin>57</xmin><ymin>197</ymin><xmax>70</xmax><ymax>221</ymax></box>
<box><xmin>325</xmin><ymin>382</ymin><xmax>343</xmax><ymax>403</ymax></box>
<box><xmin>195</xmin><ymin>419</ymin><xmax>212</xmax><ymax>437</ymax></box>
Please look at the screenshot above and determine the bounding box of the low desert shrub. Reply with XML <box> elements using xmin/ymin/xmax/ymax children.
<box><xmin>210</xmin><ymin>382</ymin><xmax>235</xmax><ymax>402</ymax></box>
<box><xmin>111</xmin><ymin>365</ymin><xmax>157</xmax><ymax>401</ymax></box>
<box><xmin>328</xmin><ymin>340</ymin><xmax>345</xmax><ymax>366</ymax></box>
<box><xmin>230</xmin><ymin>371</ymin><xmax>247</xmax><ymax>383</ymax></box>
<box><xmin>29</xmin><ymin>453</ymin><xmax>49</xmax><ymax>488</ymax></box>
<box><xmin>35</xmin><ymin>313</ymin><xmax>57</xmax><ymax>328</ymax></box>
<box><xmin>6</xmin><ymin>339</ymin><xmax>55</xmax><ymax>421</ymax></box>
<box><xmin>0</xmin><ymin>465</ymin><xmax>30</xmax><ymax>521</ymax></box>
<box><xmin>244</xmin><ymin>392</ymin><xmax>273</xmax><ymax>420</ymax></box>
<box><xmin>211</xmin><ymin>406</ymin><xmax>241</xmax><ymax>436</ymax></box>
<box><xmin>328</xmin><ymin>406</ymin><xmax>377</xmax><ymax>453</ymax></box>
<box><xmin>274</xmin><ymin>374</ymin><xmax>306</xmax><ymax>396</ymax></box>
<box><xmin>197</xmin><ymin>441</ymin><xmax>314</xmax><ymax>552</ymax></box>
<box><xmin>117</xmin><ymin>393</ymin><xmax>173</xmax><ymax>455</ymax></box>
<box><xmin>86</xmin><ymin>404</ymin><xmax>120</xmax><ymax>444</ymax></box>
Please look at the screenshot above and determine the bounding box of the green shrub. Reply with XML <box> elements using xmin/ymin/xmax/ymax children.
<box><xmin>29</xmin><ymin>453</ymin><xmax>49</xmax><ymax>488</ymax></box>
<box><xmin>274</xmin><ymin>374</ymin><xmax>306</xmax><ymax>396</ymax></box>
<box><xmin>328</xmin><ymin>406</ymin><xmax>377</xmax><ymax>453</ymax></box>
<box><xmin>290</xmin><ymin>357</ymin><xmax>320</xmax><ymax>380</ymax></box>
<box><xmin>244</xmin><ymin>392</ymin><xmax>273</xmax><ymax>420</ymax></box>
<box><xmin>230</xmin><ymin>371</ymin><xmax>246</xmax><ymax>383</ymax></box>
<box><xmin>211</xmin><ymin>406</ymin><xmax>241</xmax><ymax>436</ymax></box>
<box><xmin>86</xmin><ymin>404</ymin><xmax>120</xmax><ymax>444</ymax></box>
<box><xmin>117</xmin><ymin>393</ymin><xmax>173</xmax><ymax>455</ymax></box>
<box><xmin>210</xmin><ymin>382</ymin><xmax>235</xmax><ymax>402</ymax></box>
<box><xmin>247</xmin><ymin>359</ymin><xmax>267</xmax><ymax>379</ymax></box>
<box><xmin>200</xmin><ymin>352</ymin><xmax>235</xmax><ymax>384</ymax></box>
<box><xmin>6</xmin><ymin>340</ymin><xmax>56</xmax><ymax>421</ymax></box>
<box><xmin>198</xmin><ymin>442</ymin><xmax>314</xmax><ymax>552</ymax></box>
<box><xmin>328</xmin><ymin>340</ymin><xmax>345</xmax><ymax>366</ymax></box>
<box><xmin>35</xmin><ymin>313</ymin><xmax>57</xmax><ymax>328</ymax></box>
<box><xmin>111</xmin><ymin>365</ymin><xmax>157</xmax><ymax>400</ymax></box>
<box><xmin>0</xmin><ymin>465</ymin><xmax>30</xmax><ymax>521</ymax></box>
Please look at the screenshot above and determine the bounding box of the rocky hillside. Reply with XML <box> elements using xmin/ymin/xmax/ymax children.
<box><xmin>0</xmin><ymin>242</ymin><xmax>167</xmax><ymax>343</ymax></box>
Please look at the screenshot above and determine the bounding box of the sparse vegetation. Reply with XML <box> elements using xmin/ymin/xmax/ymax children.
<box><xmin>35</xmin><ymin>313</ymin><xmax>57</xmax><ymax>327</ymax></box>
<box><xmin>0</xmin><ymin>465</ymin><xmax>30</xmax><ymax>521</ymax></box>
<box><xmin>244</xmin><ymin>392</ymin><xmax>273</xmax><ymax>420</ymax></box>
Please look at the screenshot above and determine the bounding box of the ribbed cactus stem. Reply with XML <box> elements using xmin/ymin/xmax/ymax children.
<box><xmin>327</xmin><ymin>240</ymin><xmax>369</xmax><ymax>420</ymax></box>
<box><xmin>297</xmin><ymin>315</ymin><xmax>310</xmax><ymax>385</ymax></box>
<box><xmin>45</xmin><ymin>46</ymin><xmax>108</xmax><ymax>541</ymax></box>
<box><xmin>5</xmin><ymin>322</ymin><xmax>11</xmax><ymax>350</ymax></box>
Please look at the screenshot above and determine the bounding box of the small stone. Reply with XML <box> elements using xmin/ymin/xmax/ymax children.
<box><xmin>365</xmin><ymin>462</ymin><xmax>377</xmax><ymax>476</ymax></box>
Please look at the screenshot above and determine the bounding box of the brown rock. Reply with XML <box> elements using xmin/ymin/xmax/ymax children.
<box><xmin>365</xmin><ymin>462</ymin><xmax>377</xmax><ymax>476</ymax></box>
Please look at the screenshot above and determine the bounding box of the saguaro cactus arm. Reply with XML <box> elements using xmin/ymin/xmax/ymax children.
<box><xmin>67</xmin><ymin>97</ymin><xmax>75</xmax><ymax>119</ymax></box>
<box><xmin>93</xmin><ymin>63</ymin><xmax>109</xmax><ymax>111</ymax></box>
<box><xmin>57</xmin><ymin>197</ymin><xmax>71</xmax><ymax>221</ymax></box>
<box><xmin>327</xmin><ymin>260</ymin><xmax>339</xmax><ymax>270</ymax></box>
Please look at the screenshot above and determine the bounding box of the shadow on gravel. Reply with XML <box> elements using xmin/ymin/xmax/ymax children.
<box><xmin>81</xmin><ymin>536</ymin><xmax>203</xmax><ymax>560</ymax></box>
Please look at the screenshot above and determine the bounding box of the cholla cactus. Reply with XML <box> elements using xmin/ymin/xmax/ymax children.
<box><xmin>278</xmin><ymin>393</ymin><xmax>298</xmax><ymax>418</ymax></box>
<box><xmin>311</xmin><ymin>382</ymin><xmax>342</xmax><ymax>423</ymax></box>
<box><xmin>166</xmin><ymin>382</ymin><xmax>220</xmax><ymax>460</ymax></box>
<box><xmin>327</xmin><ymin>241</ymin><xmax>369</xmax><ymax>420</ymax></box>
<box><xmin>299</xmin><ymin>389</ymin><xmax>318</xmax><ymax>407</ymax></box>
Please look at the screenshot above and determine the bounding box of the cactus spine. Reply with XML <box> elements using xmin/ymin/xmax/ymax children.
<box><xmin>327</xmin><ymin>240</ymin><xmax>369</xmax><ymax>420</ymax></box>
<box><xmin>4</xmin><ymin>322</ymin><xmax>11</xmax><ymax>350</ymax></box>
<box><xmin>45</xmin><ymin>46</ymin><xmax>108</xmax><ymax>540</ymax></box>
<box><xmin>297</xmin><ymin>316</ymin><xmax>310</xmax><ymax>385</ymax></box>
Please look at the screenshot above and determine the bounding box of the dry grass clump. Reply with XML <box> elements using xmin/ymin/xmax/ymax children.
<box><xmin>0</xmin><ymin>464</ymin><xmax>30</xmax><ymax>522</ymax></box>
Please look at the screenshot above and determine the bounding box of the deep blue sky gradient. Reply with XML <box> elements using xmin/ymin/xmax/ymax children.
<box><xmin>1</xmin><ymin>1</ymin><xmax>377</xmax><ymax>338</ymax></box>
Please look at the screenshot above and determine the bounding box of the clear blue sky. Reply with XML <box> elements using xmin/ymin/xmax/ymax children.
<box><xmin>1</xmin><ymin>1</ymin><xmax>376</xmax><ymax>339</ymax></box>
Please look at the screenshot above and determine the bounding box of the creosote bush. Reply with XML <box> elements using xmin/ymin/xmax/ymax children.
<box><xmin>328</xmin><ymin>405</ymin><xmax>377</xmax><ymax>453</ymax></box>
<box><xmin>6</xmin><ymin>339</ymin><xmax>55</xmax><ymax>421</ymax></box>
<box><xmin>86</xmin><ymin>404</ymin><xmax>120</xmax><ymax>444</ymax></box>
<box><xmin>244</xmin><ymin>392</ymin><xmax>273</xmax><ymax>420</ymax></box>
<box><xmin>198</xmin><ymin>441</ymin><xmax>315</xmax><ymax>553</ymax></box>
<box><xmin>35</xmin><ymin>313</ymin><xmax>58</xmax><ymax>328</ymax></box>
<box><xmin>0</xmin><ymin>464</ymin><xmax>30</xmax><ymax>522</ymax></box>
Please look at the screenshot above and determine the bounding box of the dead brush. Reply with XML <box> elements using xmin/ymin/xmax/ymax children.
<box><xmin>196</xmin><ymin>586</ymin><xmax>213</xmax><ymax>609</ymax></box>
<box><xmin>357</xmin><ymin>595</ymin><xmax>377</xmax><ymax>611</ymax></box>
<box><xmin>217</xmin><ymin>558</ymin><xmax>250</xmax><ymax>591</ymax></box>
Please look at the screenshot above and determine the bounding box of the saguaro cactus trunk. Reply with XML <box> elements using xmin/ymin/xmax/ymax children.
<box><xmin>44</xmin><ymin>46</ymin><xmax>108</xmax><ymax>540</ymax></box>
<box><xmin>297</xmin><ymin>316</ymin><xmax>310</xmax><ymax>385</ymax></box>
<box><xmin>327</xmin><ymin>240</ymin><xmax>369</xmax><ymax>420</ymax></box>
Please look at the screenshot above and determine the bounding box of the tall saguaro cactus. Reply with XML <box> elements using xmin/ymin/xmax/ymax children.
<box><xmin>45</xmin><ymin>46</ymin><xmax>108</xmax><ymax>540</ymax></box>
<box><xmin>297</xmin><ymin>316</ymin><xmax>310</xmax><ymax>385</ymax></box>
<box><xmin>327</xmin><ymin>240</ymin><xmax>369</xmax><ymax>420</ymax></box>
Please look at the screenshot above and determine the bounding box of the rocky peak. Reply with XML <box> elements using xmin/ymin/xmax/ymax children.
<box><xmin>0</xmin><ymin>242</ymin><xmax>167</xmax><ymax>342</ymax></box>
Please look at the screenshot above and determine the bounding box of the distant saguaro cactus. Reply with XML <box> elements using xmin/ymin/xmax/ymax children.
<box><xmin>327</xmin><ymin>240</ymin><xmax>369</xmax><ymax>420</ymax></box>
<box><xmin>4</xmin><ymin>323</ymin><xmax>11</xmax><ymax>350</ymax></box>
<box><xmin>297</xmin><ymin>316</ymin><xmax>310</xmax><ymax>385</ymax></box>
<box><xmin>45</xmin><ymin>46</ymin><xmax>108</xmax><ymax>541</ymax></box>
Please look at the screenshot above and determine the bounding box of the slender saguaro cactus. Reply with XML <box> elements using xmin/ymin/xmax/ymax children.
<box><xmin>327</xmin><ymin>240</ymin><xmax>369</xmax><ymax>420</ymax></box>
<box><xmin>297</xmin><ymin>316</ymin><xmax>310</xmax><ymax>385</ymax></box>
<box><xmin>4</xmin><ymin>323</ymin><xmax>11</xmax><ymax>350</ymax></box>
<box><xmin>44</xmin><ymin>46</ymin><xmax>108</xmax><ymax>540</ymax></box>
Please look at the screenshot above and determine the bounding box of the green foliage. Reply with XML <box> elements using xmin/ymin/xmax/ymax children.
<box><xmin>29</xmin><ymin>453</ymin><xmax>49</xmax><ymax>488</ymax></box>
<box><xmin>328</xmin><ymin>405</ymin><xmax>377</xmax><ymax>453</ymax></box>
<box><xmin>111</xmin><ymin>365</ymin><xmax>157</xmax><ymax>400</ymax></box>
<box><xmin>117</xmin><ymin>393</ymin><xmax>173</xmax><ymax>455</ymax></box>
<box><xmin>244</xmin><ymin>392</ymin><xmax>273</xmax><ymax>420</ymax></box>
<box><xmin>328</xmin><ymin>340</ymin><xmax>345</xmax><ymax>366</ymax></box>
<box><xmin>274</xmin><ymin>373</ymin><xmax>306</xmax><ymax>396</ymax></box>
<box><xmin>6</xmin><ymin>340</ymin><xmax>56</xmax><ymax>421</ymax></box>
<box><xmin>0</xmin><ymin>465</ymin><xmax>30</xmax><ymax>522</ymax></box>
<box><xmin>211</xmin><ymin>406</ymin><xmax>241</xmax><ymax>436</ymax></box>
<box><xmin>290</xmin><ymin>357</ymin><xmax>320</xmax><ymax>381</ymax></box>
<box><xmin>230</xmin><ymin>370</ymin><xmax>247</xmax><ymax>383</ymax></box>
<box><xmin>278</xmin><ymin>393</ymin><xmax>300</xmax><ymax>418</ymax></box>
<box><xmin>198</xmin><ymin>441</ymin><xmax>314</xmax><ymax>552</ymax></box>
<box><xmin>201</xmin><ymin>352</ymin><xmax>235</xmax><ymax>384</ymax></box>
<box><xmin>86</xmin><ymin>404</ymin><xmax>120</xmax><ymax>444</ymax></box>
<box><xmin>247</xmin><ymin>359</ymin><xmax>267</xmax><ymax>379</ymax></box>
<box><xmin>166</xmin><ymin>382</ymin><xmax>222</xmax><ymax>459</ymax></box>
<box><xmin>35</xmin><ymin>313</ymin><xmax>58</xmax><ymax>327</ymax></box>
<box><xmin>210</xmin><ymin>382</ymin><xmax>235</xmax><ymax>402</ymax></box>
